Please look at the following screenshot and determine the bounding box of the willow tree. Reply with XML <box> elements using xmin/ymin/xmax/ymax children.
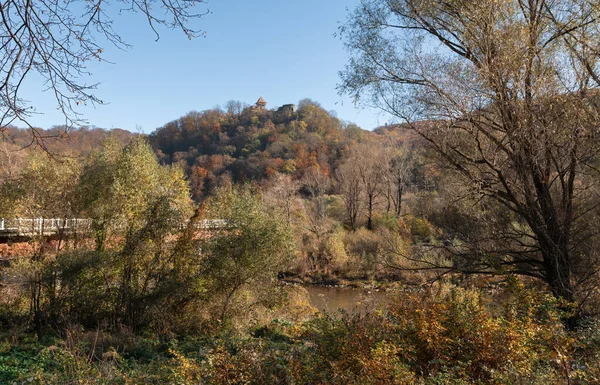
<box><xmin>340</xmin><ymin>0</ymin><xmax>600</xmax><ymax>310</ymax></box>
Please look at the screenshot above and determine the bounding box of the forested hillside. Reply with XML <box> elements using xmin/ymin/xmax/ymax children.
<box><xmin>0</xmin><ymin>126</ymin><xmax>135</xmax><ymax>182</ymax></box>
<box><xmin>150</xmin><ymin>99</ymin><xmax>381</xmax><ymax>199</ymax></box>
<box><xmin>2</xmin><ymin>99</ymin><xmax>600</xmax><ymax>383</ymax></box>
<box><xmin>1</xmin><ymin>98</ymin><xmax>437</xmax><ymax>205</ymax></box>
<box><xmin>6</xmin><ymin>0</ymin><xmax>600</xmax><ymax>382</ymax></box>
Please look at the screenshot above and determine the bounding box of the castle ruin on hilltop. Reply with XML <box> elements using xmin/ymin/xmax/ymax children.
<box><xmin>252</xmin><ymin>97</ymin><xmax>296</xmax><ymax>114</ymax></box>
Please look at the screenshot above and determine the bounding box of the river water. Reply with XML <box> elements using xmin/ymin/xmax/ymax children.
<box><xmin>304</xmin><ymin>285</ymin><xmax>390</xmax><ymax>314</ymax></box>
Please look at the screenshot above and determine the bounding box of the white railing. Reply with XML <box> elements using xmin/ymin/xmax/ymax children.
<box><xmin>0</xmin><ymin>218</ymin><xmax>232</xmax><ymax>237</ymax></box>
<box><xmin>0</xmin><ymin>218</ymin><xmax>92</xmax><ymax>236</ymax></box>
<box><xmin>197</xmin><ymin>219</ymin><xmax>233</xmax><ymax>229</ymax></box>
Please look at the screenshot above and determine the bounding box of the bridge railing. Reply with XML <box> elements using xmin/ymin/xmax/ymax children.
<box><xmin>0</xmin><ymin>218</ymin><xmax>93</xmax><ymax>236</ymax></box>
<box><xmin>0</xmin><ymin>218</ymin><xmax>233</xmax><ymax>237</ymax></box>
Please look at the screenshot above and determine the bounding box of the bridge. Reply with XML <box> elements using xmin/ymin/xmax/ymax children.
<box><xmin>0</xmin><ymin>218</ymin><xmax>231</xmax><ymax>240</ymax></box>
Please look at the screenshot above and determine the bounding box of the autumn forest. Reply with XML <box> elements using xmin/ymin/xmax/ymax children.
<box><xmin>3</xmin><ymin>0</ymin><xmax>600</xmax><ymax>383</ymax></box>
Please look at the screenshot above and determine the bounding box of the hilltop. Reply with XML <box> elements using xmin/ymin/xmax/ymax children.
<box><xmin>149</xmin><ymin>98</ymin><xmax>377</xmax><ymax>199</ymax></box>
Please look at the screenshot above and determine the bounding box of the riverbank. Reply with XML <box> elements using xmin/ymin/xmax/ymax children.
<box><xmin>2</xmin><ymin>284</ymin><xmax>596</xmax><ymax>384</ymax></box>
<box><xmin>279</xmin><ymin>271</ymin><xmax>411</xmax><ymax>291</ymax></box>
<box><xmin>279</xmin><ymin>270</ymin><xmax>510</xmax><ymax>293</ymax></box>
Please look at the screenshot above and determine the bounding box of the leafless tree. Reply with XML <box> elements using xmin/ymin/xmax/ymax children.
<box><xmin>0</xmin><ymin>140</ymin><xmax>25</xmax><ymax>181</ymax></box>
<box><xmin>353</xmin><ymin>141</ymin><xmax>386</xmax><ymax>230</ymax></box>
<box><xmin>340</xmin><ymin>0</ymin><xmax>600</xmax><ymax>318</ymax></box>
<box><xmin>301</xmin><ymin>166</ymin><xmax>334</xmax><ymax>270</ymax></box>
<box><xmin>0</xmin><ymin>0</ymin><xmax>210</xmax><ymax>144</ymax></box>
<box><xmin>224</xmin><ymin>100</ymin><xmax>244</xmax><ymax>117</ymax></box>
<box><xmin>264</xmin><ymin>173</ymin><xmax>299</xmax><ymax>225</ymax></box>
<box><xmin>335</xmin><ymin>159</ymin><xmax>363</xmax><ymax>229</ymax></box>
<box><xmin>380</xmin><ymin>144</ymin><xmax>412</xmax><ymax>218</ymax></box>
<box><xmin>302</xmin><ymin>166</ymin><xmax>331</xmax><ymax>222</ymax></box>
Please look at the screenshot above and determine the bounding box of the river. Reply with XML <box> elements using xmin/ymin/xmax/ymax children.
<box><xmin>304</xmin><ymin>285</ymin><xmax>390</xmax><ymax>314</ymax></box>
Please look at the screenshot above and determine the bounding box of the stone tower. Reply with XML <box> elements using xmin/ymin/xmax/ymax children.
<box><xmin>255</xmin><ymin>97</ymin><xmax>267</xmax><ymax>109</ymax></box>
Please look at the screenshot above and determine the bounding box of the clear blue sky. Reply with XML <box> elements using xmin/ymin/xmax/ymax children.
<box><xmin>19</xmin><ymin>0</ymin><xmax>389</xmax><ymax>133</ymax></box>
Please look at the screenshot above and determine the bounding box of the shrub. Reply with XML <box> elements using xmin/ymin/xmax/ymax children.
<box><xmin>372</xmin><ymin>211</ymin><xmax>400</xmax><ymax>232</ymax></box>
<box><xmin>401</xmin><ymin>214</ymin><xmax>440</xmax><ymax>243</ymax></box>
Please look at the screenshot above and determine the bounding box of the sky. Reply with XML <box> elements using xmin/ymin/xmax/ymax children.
<box><xmin>19</xmin><ymin>0</ymin><xmax>389</xmax><ymax>133</ymax></box>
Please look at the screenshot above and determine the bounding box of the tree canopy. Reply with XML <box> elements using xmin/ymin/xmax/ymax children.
<box><xmin>340</xmin><ymin>0</ymin><xmax>600</xmax><ymax>314</ymax></box>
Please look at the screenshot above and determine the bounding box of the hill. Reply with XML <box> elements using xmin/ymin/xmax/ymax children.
<box><xmin>149</xmin><ymin>98</ymin><xmax>375</xmax><ymax>199</ymax></box>
<box><xmin>0</xmin><ymin>126</ymin><xmax>136</xmax><ymax>182</ymax></box>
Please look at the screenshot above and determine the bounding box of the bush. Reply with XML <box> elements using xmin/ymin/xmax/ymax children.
<box><xmin>2</xmin><ymin>284</ymin><xmax>598</xmax><ymax>384</ymax></box>
<box><xmin>324</xmin><ymin>229</ymin><xmax>349</xmax><ymax>273</ymax></box>
<box><xmin>344</xmin><ymin>228</ymin><xmax>382</xmax><ymax>275</ymax></box>
<box><xmin>372</xmin><ymin>211</ymin><xmax>401</xmax><ymax>232</ymax></box>
<box><xmin>401</xmin><ymin>214</ymin><xmax>440</xmax><ymax>243</ymax></box>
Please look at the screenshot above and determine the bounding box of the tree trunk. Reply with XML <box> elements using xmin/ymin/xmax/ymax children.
<box><xmin>541</xmin><ymin>238</ymin><xmax>577</xmax><ymax>329</ymax></box>
<box><xmin>351</xmin><ymin>207</ymin><xmax>358</xmax><ymax>230</ymax></box>
<box><xmin>367</xmin><ymin>193</ymin><xmax>374</xmax><ymax>230</ymax></box>
<box><xmin>386</xmin><ymin>185</ymin><xmax>391</xmax><ymax>213</ymax></box>
<box><xmin>395</xmin><ymin>184</ymin><xmax>403</xmax><ymax>218</ymax></box>
<box><xmin>95</xmin><ymin>226</ymin><xmax>106</xmax><ymax>252</ymax></box>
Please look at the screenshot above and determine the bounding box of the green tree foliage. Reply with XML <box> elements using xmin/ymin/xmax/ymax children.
<box><xmin>201</xmin><ymin>185</ymin><xmax>295</xmax><ymax>323</ymax></box>
<box><xmin>79</xmin><ymin>136</ymin><xmax>192</xmax><ymax>250</ymax></box>
<box><xmin>1</xmin><ymin>182</ymin><xmax>294</xmax><ymax>332</ymax></box>
<box><xmin>49</xmin><ymin>203</ymin><xmax>206</xmax><ymax>331</ymax></box>
<box><xmin>0</xmin><ymin>137</ymin><xmax>196</xmax><ymax>329</ymax></box>
<box><xmin>0</xmin><ymin>153</ymin><xmax>82</xmax><ymax>326</ymax></box>
<box><xmin>0</xmin><ymin>126</ymin><xmax>136</xmax><ymax>200</ymax></box>
<box><xmin>0</xmin><ymin>153</ymin><xmax>80</xmax><ymax>219</ymax></box>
